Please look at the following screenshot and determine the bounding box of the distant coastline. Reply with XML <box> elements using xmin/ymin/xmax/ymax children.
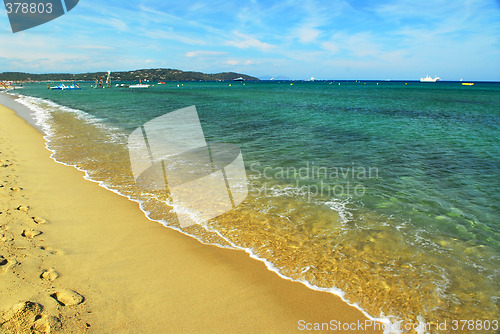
<box><xmin>0</xmin><ymin>68</ymin><xmax>260</xmax><ymax>82</ymax></box>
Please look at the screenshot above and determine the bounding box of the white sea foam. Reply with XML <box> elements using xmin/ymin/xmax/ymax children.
<box><xmin>13</xmin><ymin>93</ymin><xmax>127</xmax><ymax>144</ymax></box>
<box><xmin>324</xmin><ymin>197</ymin><xmax>354</xmax><ymax>225</ymax></box>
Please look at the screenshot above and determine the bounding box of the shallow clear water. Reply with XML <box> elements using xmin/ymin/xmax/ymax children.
<box><xmin>9</xmin><ymin>80</ymin><xmax>500</xmax><ymax>328</ymax></box>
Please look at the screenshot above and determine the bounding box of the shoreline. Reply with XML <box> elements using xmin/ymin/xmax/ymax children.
<box><xmin>0</xmin><ymin>95</ymin><xmax>381</xmax><ymax>333</ymax></box>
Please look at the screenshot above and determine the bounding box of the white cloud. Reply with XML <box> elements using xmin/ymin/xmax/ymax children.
<box><xmin>321</xmin><ymin>41</ymin><xmax>340</xmax><ymax>54</ymax></box>
<box><xmin>77</xmin><ymin>14</ymin><xmax>129</xmax><ymax>32</ymax></box>
<box><xmin>67</xmin><ymin>45</ymin><xmax>114</xmax><ymax>50</ymax></box>
<box><xmin>136</xmin><ymin>4</ymin><xmax>223</xmax><ymax>37</ymax></box>
<box><xmin>140</xmin><ymin>29</ymin><xmax>206</xmax><ymax>45</ymax></box>
<box><xmin>294</xmin><ymin>26</ymin><xmax>322</xmax><ymax>44</ymax></box>
<box><xmin>227</xmin><ymin>32</ymin><xmax>276</xmax><ymax>51</ymax></box>
<box><xmin>373</xmin><ymin>0</ymin><xmax>458</xmax><ymax>23</ymax></box>
<box><xmin>185</xmin><ymin>50</ymin><xmax>227</xmax><ymax>57</ymax></box>
<box><xmin>344</xmin><ymin>32</ymin><xmax>382</xmax><ymax>58</ymax></box>
<box><xmin>319</xmin><ymin>32</ymin><xmax>383</xmax><ymax>59</ymax></box>
<box><xmin>108</xmin><ymin>18</ymin><xmax>128</xmax><ymax>32</ymax></box>
<box><xmin>224</xmin><ymin>59</ymin><xmax>256</xmax><ymax>66</ymax></box>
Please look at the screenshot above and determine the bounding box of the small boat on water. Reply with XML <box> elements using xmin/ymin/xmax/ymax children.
<box><xmin>115</xmin><ymin>83</ymin><xmax>150</xmax><ymax>89</ymax></box>
<box><xmin>233</xmin><ymin>77</ymin><xmax>244</xmax><ymax>81</ymax></box>
<box><xmin>49</xmin><ymin>83</ymin><xmax>81</xmax><ymax>90</ymax></box>
<box><xmin>129</xmin><ymin>84</ymin><xmax>150</xmax><ymax>89</ymax></box>
<box><xmin>420</xmin><ymin>75</ymin><xmax>440</xmax><ymax>82</ymax></box>
<box><xmin>462</xmin><ymin>82</ymin><xmax>474</xmax><ymax>86</ymax></box>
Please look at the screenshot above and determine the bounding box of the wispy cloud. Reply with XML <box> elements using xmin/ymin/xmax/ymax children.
<box><xmin>225</xmin><ymin>59</ymin><xmax>255</xmax><ymax>66</ymax></box>
<box><xmin>77</xmin><ymin>14</ymin><xmax>129</xmax><ymax>32</ymax></box>
<box><xmin>185</xmin><ymin>50</ymin><xmax>227</xmax><ymax>57</ymax></box>
<box><xmin>227</xmin><ymin>31</ymin><xmax>276</xmax><ymax>51</ymax></box>
<box><xmin>108</xmin><ymin>18</ymin><xmax>129</xmax><ymax>32</ymax></box>
<box><xmin>294</xmin><ymin>26</ymin><xmax>322</xmax><ymax>44</ymax></box>
<box><xmin>321</xmin><ymin>41</ymin><xmax>340</xmax><ymax>55</ymax></box>
<box><xmin>139</xmin><ymin>29</ymin><xmax>207</xmax><ymax>45</ymax></box>
<box><xmin>67</xmin><ymin>45</ymin><xmax>114</xmax><ymax>50</ymax></box>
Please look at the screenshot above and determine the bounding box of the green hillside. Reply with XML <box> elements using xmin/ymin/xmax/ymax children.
<box><xmin>0</xmin><ymin>68</ymin><xmax>260</xmax><ymax>82</ymax></box>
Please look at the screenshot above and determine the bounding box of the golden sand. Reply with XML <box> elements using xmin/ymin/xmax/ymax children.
<box><xmin>0</xmin><ymin>102</ymin><xmax>379</xmax><ymax>333</ymax></box>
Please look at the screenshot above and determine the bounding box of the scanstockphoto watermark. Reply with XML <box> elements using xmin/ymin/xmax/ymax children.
<box><xmin>298</xmin><ymin>319</ymin><xmax>500</xmax><ymax>332</ymax></box>
<box><xmin>250</xmin><ymin>162</ymin><xmax>379</xmax><ymax>200</ymax></box>
<box><xmin>298</xmin><ymin>319</ymin><xmax>432</xmax><ymax>332</ymax></box>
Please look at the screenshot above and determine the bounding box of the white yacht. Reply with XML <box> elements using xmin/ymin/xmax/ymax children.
<box><xmin>420</xmin><ymin>75</ymin><xmax>440</xmax><ymax>82</ymax></box>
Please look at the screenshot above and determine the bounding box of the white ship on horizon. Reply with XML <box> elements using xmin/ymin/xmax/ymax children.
<box><xmin>420</xmin><ymin>75</ymin><xmax>441</xmax><ymax>82</ymax></box>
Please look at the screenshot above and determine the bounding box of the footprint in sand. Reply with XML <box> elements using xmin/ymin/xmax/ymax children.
<box><xmin>1</xmin><ymin>301</ymin><xmax>43</xmax><ymax>324</ymax></box>
<box><xmin>39</xmin><ymin>246</ymin><xmax>64</xmax><ymax>256</ymax></box>
<box><xmin>32</xmin><ymin>216</ymin><xmax>48</xmax><ymax>224</ymax></box>
<box><xmin>32</xmin><ymin>314</ymin><xmax>62</xmax><ymax>333</ymax></box>
<box><xmin>16</xmin><ymin>205</ymin><xmax>29</xmax><ymax>212</ymax></box>
<box><xmin>9</xmin><ymin>187</ymin><xmax>22</xmax><ymax>191</ymax></box>
<box><xmin>40</xmin><ymin>268</ymin><xmax>59</xmax><ymax>282</ymax></box>
<box><xmin>0</xmin><ymin>255</ymin><xmax>8</xmax><ymax>271</ymax></box>
<box><xmin>50</xmin><ymin>289</ymin><xmax>84</xmax><ymax>306</ymax></box>
<box><xmin>0</xmin><ymin>301</ymin><xmax>61</xmax><ymax>333</ymax></box>
<box><xmin>0</xmin><ymin>256</ymin><xmax>17</xmax><ymax>272</ymax></box>
<box><xmin>21</xmin><ymin>229</ymin><xmax>42</xmax><ymax>239</ymax></box>
<box><xmin>0</xmin><ymin>232</ymin><xmax>14</xmax><ymax>243</ymax></box>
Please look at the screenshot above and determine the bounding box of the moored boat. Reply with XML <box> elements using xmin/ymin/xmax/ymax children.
<box><xmin>49</xmin><ymin>83</ymin><xmax>81</xmax><ymax>90</ymax></box>
<box><xmin>420</xmin><ymin>75</ymin><xmax>440</xmax><ymax>82</ymax></box>
<box><xmin>129</xmin><ymin>84</ymin><xmax>150</xmax><ymax>89</ymax></box>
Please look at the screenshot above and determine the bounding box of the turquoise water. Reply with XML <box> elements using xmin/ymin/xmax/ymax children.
<box><xmin>8</xmin><ymin>81</ymin><xmax>500</xmax><ymax>328</ymax></box>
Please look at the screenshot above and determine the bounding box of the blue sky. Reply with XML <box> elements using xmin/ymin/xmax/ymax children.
<box><xmin>0</xmin><ymin>0</ymin><xmax>499</xmax><ymax>80</ymax></box>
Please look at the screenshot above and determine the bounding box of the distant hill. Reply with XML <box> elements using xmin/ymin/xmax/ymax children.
<box><xmin>0</xmin><ymin>68</ymin><xmax>260</xmax><ymax>82</ymax></box>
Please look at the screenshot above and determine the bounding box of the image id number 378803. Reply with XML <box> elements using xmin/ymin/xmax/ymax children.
<box><xmin>5</xmin><ymin>2</ymin><xmax>53</xmax><ymax>14</ymax></box>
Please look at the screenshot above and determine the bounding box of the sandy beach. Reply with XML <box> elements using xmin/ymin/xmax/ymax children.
<box><xmin>0</xmin><ymin>97</ymin><xmax>380</xmax><ymax>333</ymax></box>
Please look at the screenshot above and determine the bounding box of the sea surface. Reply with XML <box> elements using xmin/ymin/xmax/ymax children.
<box><xmin>6</xmin><ymin>80</ymin><xmax>500</xmax><ymax>331</ymax></box>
